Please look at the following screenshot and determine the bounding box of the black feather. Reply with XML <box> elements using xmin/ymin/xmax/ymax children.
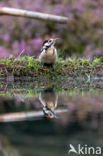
<box><xmin>43</xmin><ymin>40</ymin><xmax>48</xmax><ymax>45</ymax></box>
<box><xmin>41</xmin><ymin>39</ymin><xmax>52</xmax><ymax>52</ymax></box>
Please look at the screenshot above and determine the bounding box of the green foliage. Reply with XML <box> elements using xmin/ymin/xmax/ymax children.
<box><xmin>93</xmin><ymin>57</ymin><xmax>103</xmax><ymax>63</ymax></box>
<box><xmin>57</xmin><ymin>49</ymin><xmax>63</xmax><ymax>58</ymax></box>
<box><xmin>0</xmin><ymin>56</ymin><xmax>102</xmax><ymax>79</ymax></box>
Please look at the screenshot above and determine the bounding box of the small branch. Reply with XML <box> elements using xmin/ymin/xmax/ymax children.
<box><xmin>0</xmin><ymin>7</ymin><xmax>68</xmax><ymax>23</ymax></box>
<box><xmin>17</xmin><ymin>49</ymin><xmax>25</xmax><ymax>58</ymax></box>
<box><xmin>0</xmin><ymin>109</ymin><xmax>67</xmax><ymax>122</ymax></box>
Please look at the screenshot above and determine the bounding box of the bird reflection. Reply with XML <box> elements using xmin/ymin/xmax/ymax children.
<box><xmin>39</xmin><ymin>88</ymin><xmax>58</xmax><ymax>118</ymax></box>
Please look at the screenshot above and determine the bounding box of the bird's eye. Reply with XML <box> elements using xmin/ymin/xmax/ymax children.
<box><xmin>49</xmin><ymin>40</ymin><xmax>52</xmax><ymax>43</ymax></box>
<box><xmin>49</xmin><ymin>112</ymin><xmax>54</xmax><ymax>117</ymax></box>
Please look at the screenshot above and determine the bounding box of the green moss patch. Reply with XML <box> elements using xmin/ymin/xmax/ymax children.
<box><xmin>0</xmin><ymin>56</ymin><xmax>103</xmax><ymax>79</ymax></box>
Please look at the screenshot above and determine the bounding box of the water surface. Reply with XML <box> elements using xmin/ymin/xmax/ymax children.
<box><xmin>0</xmin><ymin>79</ymin><xmax>103</xmax><ymax>156</ymax></box>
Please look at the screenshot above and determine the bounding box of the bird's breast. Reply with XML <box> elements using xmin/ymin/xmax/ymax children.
<box><xmin>39</xmin><ymin>47</ymin><xmax>57</xmax><ymax>64</ymax></box>
<box><xmin>46</xmin><ymin>47</ymin><xmax>55</xmax><ymax>56</ymax></box>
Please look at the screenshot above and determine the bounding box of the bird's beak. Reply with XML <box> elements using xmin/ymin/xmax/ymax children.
<box><xmin>53</xmin><ymin>38</ymin><xmax>60</xmax><ymax>45</ymax></box>
<box><xmin>54</xmin><ymin>38</ymin><xmax>61</xmax><ymax>41</ymax></box>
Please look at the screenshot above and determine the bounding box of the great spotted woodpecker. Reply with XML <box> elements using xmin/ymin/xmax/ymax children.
<box><xmin>39</xmin><ymin>38</ymin><xmax>60</xmax><ymax>65</ymax></box>
<box><xmin>39</xmin><ymin>88</ymin><xmax>58</xmax><ymax>118</ymax></box>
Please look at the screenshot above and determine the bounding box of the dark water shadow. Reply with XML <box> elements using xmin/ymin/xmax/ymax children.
<box><xmin>0</xmin><ymin>80</ymin><xmax>103</xmax><ymax>155</ymax></box>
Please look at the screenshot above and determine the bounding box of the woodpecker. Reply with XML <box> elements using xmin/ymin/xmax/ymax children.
<box><xmin>39</xmin><ymin>38</ymin><xmax>60</xmax><ymax>66</ymax></box>
<box><xmin>39</xmin><ymin>88</ymin><xmax>58</xmax><ymax>118</ymax></box>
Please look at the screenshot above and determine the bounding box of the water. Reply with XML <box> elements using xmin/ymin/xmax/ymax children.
<box><xmin>0</xmin><ymin>79</ymin><xmax>103</xmax><ymax>156</ymax></box>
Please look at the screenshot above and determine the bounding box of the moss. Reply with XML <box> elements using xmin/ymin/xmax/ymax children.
<box><xmin>0</xmin><ymin>78</ymin><xmax>102</xmax><ymax>98</ymax></box>
<box><xmin>0</xmin><ymin>56</ymin><xmax>102</xmax><ymax>79</ymax></box>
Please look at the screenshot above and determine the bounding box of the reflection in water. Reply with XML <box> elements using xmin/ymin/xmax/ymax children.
<box><xmin>39</xmin><ymin>88</ymin><xmax>58</xmax><ymax>118</ymax></box>
<box><xmin>0</xmin><ymin>88</ymin><xmax>67</xmax><ymax>122</ymax></box>
<box><xmin>0</xmin><ymin>82</ymin><xmax>103</xmax><ymax>155</ymax></box>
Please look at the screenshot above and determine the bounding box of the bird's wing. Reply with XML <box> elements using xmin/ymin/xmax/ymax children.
<box><xmin>40</xmin><ymin>47</ymin><xmax>44</xmax><ymax>53</ymax></box>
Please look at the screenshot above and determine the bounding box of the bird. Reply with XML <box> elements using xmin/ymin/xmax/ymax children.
<box><xmin>39</xmin><ymin>38</ymin><xmax>60</xmax><ymax>66</ymax></box>
<box><xmin>39</xmin><ymin>88</ymin><xmax>58</xmax><ymax>118</ymax></box>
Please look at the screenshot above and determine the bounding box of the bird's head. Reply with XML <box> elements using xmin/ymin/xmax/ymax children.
<box><xmin>43</xmin><ymin>38</ymin><xmax>60</xmax><ymax>48</ymax></box>
<box><xmin>43</xmin><ymin>106</ymin><xmax>57</xmax><ymax>119</ymax></box>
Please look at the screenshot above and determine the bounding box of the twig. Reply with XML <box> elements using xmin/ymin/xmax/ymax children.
<box><xmin>17</xmin><ymin>49</ymin><xmax>25</xmax><ymax>58</ymax></box>
<box><xmin>0</xmin><ymin>109</ymin><xmax>68</xmax><ymax>122</ymax></box>
<box><xmin>0</xmin><ymin>7</ymin><xmax>68</xmax><ymax>24</ymax></box>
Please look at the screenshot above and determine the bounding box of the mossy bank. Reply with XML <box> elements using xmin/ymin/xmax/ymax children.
<box><xmin>0</xmin><ymin>56</ymin><xmax>103</xmax><ymax>81</ymax></box>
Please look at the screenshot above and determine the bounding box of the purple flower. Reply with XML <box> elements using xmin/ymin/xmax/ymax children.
<box><xmin>0</xmin><ymin>46</ymin><xmax>9</xmax><ymax>58</ymax></box>
<box><xmin>3</xmin><ymin>34</ymin><xmax>10</xmax><ymax>41</ymax></box>
<box><xmin>30</xmin><ymin>38</ymin><xmax>42</xmax><ymax>49</ymax></box>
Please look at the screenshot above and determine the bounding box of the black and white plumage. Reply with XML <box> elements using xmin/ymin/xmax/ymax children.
<box><xmin>39</xmin><ymin>88</ymin><xmax>58</xmax><ymax>118</ymax></box>
<box><xmin>39</xmin><ymin>38</ymin><xmax>59</xmax><ymax>65</ymax></box>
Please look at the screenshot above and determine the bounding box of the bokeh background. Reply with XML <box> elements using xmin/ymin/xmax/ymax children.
<box><xmin>0</xmin><ymin>0</ymin><xmax>103</xmax><ymax>58</ymax></box>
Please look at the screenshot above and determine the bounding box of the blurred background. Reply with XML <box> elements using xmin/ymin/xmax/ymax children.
<box><xmin>0</xmin><ymin>0</ymin><xmax>103</xmax><ymax>59</ymax></box>
<box><xmin>0</xmin><ymin>1</ymin><xmax>103</xmax><ymax>155</ymax></box>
